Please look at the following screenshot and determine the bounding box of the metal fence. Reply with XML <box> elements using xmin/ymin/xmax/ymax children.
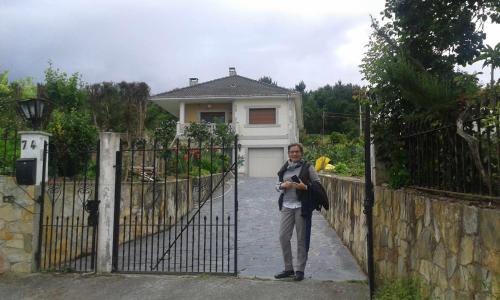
<box><xmin>37</xmin><ymin>141</ymin><xmax>100</xmax><ymax>272</ymax></box>
<box><xmin>0</xmin><ymin>129</ymin><xmax>19</xmax><ymax>176</ymax></box>
<box><xmin>402</xmin><ymin>103</ymin><xmax>499</xmax><ymax>197</ymax></box>
<box><xmin>112</xmin><ymin>137</ymin><xmax>238</xmax><ymax>275</ymax></box>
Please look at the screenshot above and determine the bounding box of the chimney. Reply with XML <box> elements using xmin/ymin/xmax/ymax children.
<box><xmin>229</xmin><ymin>67</ymin><xmax>237</xmax><ymax>76</ymax></box>
<box><xmin>189</xmin><ymin>78</ymin><xmax>198</xmax><ymax>86</ymax></box>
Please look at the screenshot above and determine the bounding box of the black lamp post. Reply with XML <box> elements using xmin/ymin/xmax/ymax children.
<box><xmin>16</xmin><ymin>98</ymin><xmax>53</xmax><ymax>130</ymax></box>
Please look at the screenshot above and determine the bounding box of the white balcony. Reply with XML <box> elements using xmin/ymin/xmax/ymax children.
<box><xmin>176</xmin><ymin>122</ymin><xmax>238</xmax><ymax>137</ymax></box>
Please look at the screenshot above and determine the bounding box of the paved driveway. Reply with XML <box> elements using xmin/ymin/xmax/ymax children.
<box><xmin>237</xmin><ymin>176</ymin><xmax>366</xmax><ymax>281</ymax></box>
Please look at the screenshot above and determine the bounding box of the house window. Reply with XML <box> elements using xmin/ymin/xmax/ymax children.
<box><xmin>200</xmin><ymin>112</ymin><xmax>225</xmax><ymax>123</ymax></box>
<box><xmin>249</xmin><ymin>108</ymin><xmax>276</xmax><ymax>124</ymax></box>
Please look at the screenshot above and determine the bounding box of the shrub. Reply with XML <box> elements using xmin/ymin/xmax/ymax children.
<box><xmin>330</xmin><ymin>132</ymin><xmax>348</xmax><ymax>145</ymax></box>
<box><xmin>47</xmin><ymin>109</ymin><xmax>98</xmax><ymax>177</ymax></box>
<box><xmin>374</xmin><ymin>277</ymin><xmax>425</xmax><ymax>300</ymax></box>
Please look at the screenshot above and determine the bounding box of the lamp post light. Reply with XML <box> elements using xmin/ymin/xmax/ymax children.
<box><xmin>16</xmin><ymin>98</ymin><xmax>53</xmax><ymax>131</ymax></box>
<box><xmin>15</xmin><ymin>97</ymin><xmax>54</xmax><ymax>272</ymax></box>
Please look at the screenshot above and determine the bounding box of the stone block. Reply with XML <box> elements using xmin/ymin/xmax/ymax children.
<box><xmin>416</xmin><ymin>228</ymin><xmax>435</xmax><ymax>260</ymax></box>
<box><xmin>6</xmin><ymin>222</ymin><xmax>33</xmax><ymax>234</ymax></box>
<box><xmin>433</xmin><ymin>242</ymin><xmax>446</xmax><ymax>269</ymax></box>
<box><xmin>3</xmin><ymin>247</ymin><xmax>30</xmax><ymax>263</ymax></box>
<box><xmin>455</xmin><ymin>291</ymin><xmax>472</xmax><ymax>300</ymax></box>
<box><xmin>5</xmin><ymin>239</ymin><xmax>23</xmax><ymax>249</ymax></box>
<box><xmin>482</xmin><ymin>249</ymin><xmax>500</xmax><ymax>275</ymax></box>
<box><xmin>463</xmin><ymin>205</ymin><xmax>478</xmax><ymax>235</ymax></box>
<box><xmin>419</xmin><ymin>259</ymin><xmax>433</xmax><ymax>282</ymax></box>
<box><xmin>0</xmin><ymin>205</ymin><xmax>22</xmax><ymax>222</ymax></box>
<box><xmin>478</xmin><ymin>208</ymin><xmax>500</xmax><ymax>251</ymax></box>
<box><xmin>433</xmin><ymin>216</ymin><xmax>441</xmax><ymax>243</ymax></box>
<box><xmin>417</xmin><ymin>219</ymin><xmax>423</xmax><ymax>237</ymax></box>
<box><xmin>447</xmin><ymin>255</ymin><xmax>457</xmax><ymax>279</ymax></box>
<box><xmin>10</xmin><ymin>262</ymin><xmax>31</xmax><ymax>273</ymax></box>
<box><xmin>473</xmin><ymin>293</ymin><xmax>489</xmax><ymax>300</ymax></box>
<box><xmin>399</xmin><ymin>239</ymin><xmax>409</xmax><ymax>258</ymax></box>
<box><xmin>0</xmin><ymin>228</ymin><xmax>13</xmax><ymax>240</ymax></box>
<box><xmin>491</xmin><ymin>275</ymin><xmax>500</xmax><ymax>299</ymax></box>
<box><xmin>0</xmin><ymin>250</ymin><xmax>10</xmax><ymax>273</ymax></box>
<box><xmin>444</xmin><ymin>290</ymin><xmax>455</xmax><ymax>300</ymax></box>
<box><xmin>424</xmin><ymin>199</ymin><xmax>432</xmax><ymax>227</ymax></box>
<box><xmin>23</xmin><ymin>234</ymin><xmax>32</xmax><ymax>253</ymax></box>
<box><xmin>21</xmin><ymin>210</ymin><xmax>34</xmax><ymax>222</ymax></box>
<box><xmin>431</xmin><ymin>286</ymin><xmax>443</xmax><ymax>299</ymax></box>
<box><xmin>397</xmin><ymin>256</ymin><xmax>407</xmax><ymax>275</ymax></box>
<box><xmin>415</xmin><ymin>197</ymin><xmax>425</xmax><ymax>219</ymax></box>
<box><xmin>380</xmin><ymin>226</ymin><xmax>388</xmax><ymax>247</ymax></box>
<box><xmin>459</xmin><ymin>235</ymin><xmax>475</xmax><ymax>266</ymax></box>
<box><xmin>438</xmin><ymin>268</ymin><xmax>448</xmax><ymax>290</ymax></box>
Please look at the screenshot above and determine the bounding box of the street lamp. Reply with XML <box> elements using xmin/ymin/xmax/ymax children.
<box><xmin>16</xmin><ymin>98</ymin><xmax>53</xmax><ymax>130</ymax></box>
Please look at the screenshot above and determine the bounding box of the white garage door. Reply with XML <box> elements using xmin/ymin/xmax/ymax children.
<box><xmin>248</xmin><ymin>148</ymin><xmax>284</xmax><ymax>177</ymax></box>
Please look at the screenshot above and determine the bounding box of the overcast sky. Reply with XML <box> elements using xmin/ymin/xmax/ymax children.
<box><xmin>1</xmin><ymin>0</ymin><xmax>498</xmax><ymax>94</ymax></box>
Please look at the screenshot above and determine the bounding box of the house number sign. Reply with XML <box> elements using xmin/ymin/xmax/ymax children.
<box><xmin>21</xmin><ymin>139</ymin><xmax>37</xmax><ymax>150</ymax></box>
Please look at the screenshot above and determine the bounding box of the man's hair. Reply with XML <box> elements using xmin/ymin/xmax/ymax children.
<box><xmin>287</xmin><ymin>143</ymin><xmax>304</xmax><ymax>153</ymax></box>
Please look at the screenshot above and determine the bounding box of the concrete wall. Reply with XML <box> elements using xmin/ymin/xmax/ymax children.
<box><xmin>320</xmin><ymin>174</ymin><xmax>500</xmax><ymax>299</ymax></box>
<box><xmin>0</xmin><ymin>176</ymin><xmax>35</xmax><ymax>273</ymax></box>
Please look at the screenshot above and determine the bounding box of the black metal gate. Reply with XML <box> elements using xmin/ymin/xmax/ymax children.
<box><xmin>112</xmin><ymin>136</ymin><xmax>238</xmax><ymax>274</ymax></box>
<box><xmin>36</xmin><ymin>141</ymin><xmax>100</xmax><ymax>272</ymax></box>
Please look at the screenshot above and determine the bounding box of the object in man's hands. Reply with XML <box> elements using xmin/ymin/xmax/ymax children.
<box><xmin>291</xmin><ymin>175</ymin><xmax>300</xmax><ymax>183</ymax></box>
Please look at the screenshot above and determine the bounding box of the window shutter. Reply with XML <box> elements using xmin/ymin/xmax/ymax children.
<box><xmin>249</xmin><ymin>108</ymin><xmax>276</xmax><ymax>124</ymax></box>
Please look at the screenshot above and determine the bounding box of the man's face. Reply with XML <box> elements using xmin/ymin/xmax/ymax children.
<box><xmin>288</xmin><ymin>146</ymin><xmax>303</xmax><ymax>162</ymax></box>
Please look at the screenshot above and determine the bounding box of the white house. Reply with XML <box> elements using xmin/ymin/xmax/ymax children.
<box><xmin>150</xmin><ymin>67</ymin><xmax>303</xmax><ymax>177</ymax></box>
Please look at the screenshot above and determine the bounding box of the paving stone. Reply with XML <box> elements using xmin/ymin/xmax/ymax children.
<box><xmin>236</xmin><ymin>177</ymin><xmax>366</xmax><ymax>281</ymax></box>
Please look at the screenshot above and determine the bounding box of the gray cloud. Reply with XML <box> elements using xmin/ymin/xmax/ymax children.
<box><xmin>8</xmin><ymin>0</ymin><xmax>471</xmax><ymax>94</ymax></box>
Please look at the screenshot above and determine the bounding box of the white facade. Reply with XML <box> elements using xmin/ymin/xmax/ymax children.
<box><xmin>150</xmin><ymin>71</ymin><xmax>303</xmax><ymax>177</ymax></box>
<box><xmin>231</xmin><ymin>97</ymin><xmax>300</xmax><ymax>176</ymax></box>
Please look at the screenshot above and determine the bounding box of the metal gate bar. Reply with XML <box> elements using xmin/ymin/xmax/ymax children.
<box><xmin>37</xmin><ymin>140</ymin><xmax>100</xmax><ymax>272</ymax></box>
<box><xmin>112</xmin><ymin>136</ymin><xmax>238</xmax><ymax>275</ymax></box>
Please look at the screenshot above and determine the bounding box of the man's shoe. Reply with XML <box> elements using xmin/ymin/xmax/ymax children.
<box><xmin>294</xmin><ymin>271</ymin><xmax>304</xmax><ymax>281</ymax></box>
<box><xmin>274</xmin><ymin>270</ymin><xmax>295</xmax><ymax>279</ymax></box>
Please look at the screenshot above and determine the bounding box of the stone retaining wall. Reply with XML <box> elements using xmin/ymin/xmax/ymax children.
<box><xmin>0</xmin><ymin>176</ymin><xmax>35</xmax><ymax>273</ymax></box>
<box><xmin>320</xmin><ymin>174</ymin><xmax>500</xmax><ymax>299</ymax></box>
<box><xmin>0</xmin><ymin>174</ymin><xmax>225</xmax><ymax>273</ymax></box>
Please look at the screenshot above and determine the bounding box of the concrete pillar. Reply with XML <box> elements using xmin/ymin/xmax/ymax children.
<box><xmin>179</xmin><ymin>102</ymin><xmax>185</xmax><ymax>124</ymax></box>
<box><xmin>18</xmin><ymin>131</ymin><xmax>51</xmax><ymax>186</ymax></box>
<box><xmin>96</xmin><ymin>132</ymin><xmax>120</xmax><ymax>273</ymax></box>
<box><xmin>17</xmin><ymin>131</ymin><xmax>50</xmax><ymax>271</ymax></box>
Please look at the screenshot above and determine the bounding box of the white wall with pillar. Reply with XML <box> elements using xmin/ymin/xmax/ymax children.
<box><xmin>96</xmin><ymin>132</ymin><xmax>120</xmax><ymax>273</ymax></box>
<box><xmin>18</xmin><ymin>131</ymin><xmax>51</xmax><ymax>186</ymax></box>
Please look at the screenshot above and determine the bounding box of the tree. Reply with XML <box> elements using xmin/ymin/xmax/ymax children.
<box><xmin>258</xmin><ymin>76</ymin><xmax>277</xmax><ymax>86</ymax></box>
<box><xmin>87</xmin><ymin>82</ymin><xmax>123</xmax><ymax>131</ymax></box>
<box><xmin>118</xmin><ymin>81</ymin><xmax>150</xmax><ymax>140</ymax></box>
<box><xmin>302</xmin><ymin>82</ymin><xmax>360</xmax><ymax>135</ymax></box>
<box><xmin>0</xmin><ymin>71</ymin><xmax>37</xmax><ymax>131</ymax></box>
<box><xmin>474</xmin><ymin>42</ymin><xmax>500</xmax><ymax>87</ymax></box>
<box><xmin>44</xmin><ymin>62</ymin><xmax>88</xmax><ymax>111</ymax></box>
<box><xmin>46</xmin><ymin>109</ymin><xmax>98</xmax><ymax>177</ymax></box>
<box><xmin>360</xmin><ymin>0</ymin><xmax>499</xmax><ymax>187</ymax></box>
<box><xmin>295</xmin><ymin>81</ymin><xmax>306</xmax><ymax>94</ymax></box>
<box><xmin>381</xmin><ymin>0</ymin><xmax>500</xmax><ymax>75</ymax></box>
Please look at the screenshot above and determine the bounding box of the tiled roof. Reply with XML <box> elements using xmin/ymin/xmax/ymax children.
<box><xmin>152</xmin><ymin>75</ymin><xmax>293</xmax><ymax>99</ymax></box>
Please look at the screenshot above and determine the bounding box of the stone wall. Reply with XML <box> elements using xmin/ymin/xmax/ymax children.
<box><xmin>0</xmin><ymin>176</ymin><xmax>36</xmax><ymax>273</ymax></box>
<box><xmin>1</xmin><ymin>174</ymin><xmax>225</xmax><ymax>273</ymax></box>
<box><xmin>320</xmin><ymin>174</ymin><xmax>500</xmax><ymax>299</ymax></box>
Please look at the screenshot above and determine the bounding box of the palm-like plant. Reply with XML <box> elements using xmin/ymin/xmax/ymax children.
<box><xmin>475</xmin><ymin>42</ymin><xmax>500</xmax><ymax>87</ymax></box>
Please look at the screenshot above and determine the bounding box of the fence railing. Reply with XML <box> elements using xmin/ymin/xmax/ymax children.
<box><xmin>401</xmin><ymin>103</ymin><xmax>499</xmax><ymax>198</ymax></box>
<box><xmin>0</xmin><ymin>129</ymin><xmax>20</xmax><ymax>176</ymax></box>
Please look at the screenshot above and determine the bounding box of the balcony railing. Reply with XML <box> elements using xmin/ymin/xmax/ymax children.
<box><xmin>176</xmin><ymin>122</ymin><xmax>238</xmax><ymax>136</ymax></box>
